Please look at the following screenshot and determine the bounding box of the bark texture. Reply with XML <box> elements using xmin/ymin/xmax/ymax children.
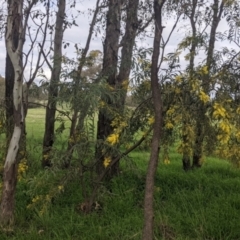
<box><xmin>142</xmin><ymin>1</ymin><xmax>164</xmax><ymax>239</ymax></box>
<box><xmin>96</xmin><ymin>0</ymin><xmax>139</xmax><ymax>176</ymax></box>
<box><xmin>95</xmin><ymin>0</ymin><xmax>121</xmax><ymax>176</ymax></box>
<box><xmin>0</xmin><ymin>0</ymin><xmax>25</xmax><ymax>225</ymax></box>
<box><xmin>192</xmin><ymin>0</ymin><xmax>224</xmax><ymax>168</ymax></box>
<box><xmin>5</xmin><ymin>54</ymin><xmax>15</xmax><ymax>144</ymax></box>
<box><xmin>42</xmin><ymin>0</ymin><xmax>66</xmax><ymax>167</ymax></box>
<box><xmin>116</xmin><ymin>0</ymin><xmax>139</xmax><ymax>105</ymax></box>
<box><xmin>182</xmin><ymin>0</ymin><xmax>197</xmax><ymax>171</ymax></box>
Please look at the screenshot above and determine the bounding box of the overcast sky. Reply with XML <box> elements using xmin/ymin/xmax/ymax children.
<box><xmin>0</xmin><ymin>0</ymin><xmax>238</xmax><ymax>82</ymax></box>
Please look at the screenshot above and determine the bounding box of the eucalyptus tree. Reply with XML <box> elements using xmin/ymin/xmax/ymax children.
<box><xmin>142</xmin><ymin>1</ymin><xmax>165</xmax><ymax>238</ymax></box>
<box><xmin>0</xmin><ymin>0</ymin><xmax>37</xmax><ymax>225</ymax></box>
<box><xmin>42</xmin><ymin>0</ymin><xmax>66</xmax><ymax>167</ymax></box>
<box><xmin>191</xmin><ymin>0</ymin><xmax>225</xmax><ymax>168</ymax></box>
<box><xmin>178</xmin><ymin>0</ymin><xmax>199</xmax><ymax>170</ymax></box>
<box><xmin>95</xmin><ymin>0</ymin><xmax>141</xmax><ymax>176</ymax></box>
<box><xmin>5</xmin><ymin>6</ymin><xmax>17</xmax><ymax>143</ymax></box>
<box><xmin>3</xmin><ymin>0</ymin><xmax>51</xmax><ymax>159</ymax></box>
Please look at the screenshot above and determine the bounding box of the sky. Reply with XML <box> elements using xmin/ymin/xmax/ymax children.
<box><xmin>0</xmin><ymin>0</ymin><xmax>238</xmax><ymax>82</ymax></box>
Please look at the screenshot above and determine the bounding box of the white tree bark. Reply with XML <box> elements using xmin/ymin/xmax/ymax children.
<box><xmin>0</xmin><ymin>0</ymin><xmax>37</xmax><ymax>225</ymax></box>
<box><xmin>4</xmin><ymin>0</ymin><xmax>24</xmax><ymax>169</ymax></box>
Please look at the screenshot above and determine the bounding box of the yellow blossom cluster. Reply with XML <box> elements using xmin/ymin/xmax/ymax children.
<box><xmin>199</xmin><ymin>65</ymin><xmax>208</xmax><ymax>75</ymax></box>
<box><xmin>111</xmin><ymin>117</ymin><xmax>128</xmax><ymax>129</ymax></box>
<box><xmin>32</xmin><ymin>195</ymin><xmax>41</xmax><ymax>203</ymax></box>
<box><xmin>58</xmin><ymin>185</ymin><xmax>64</xmax><ymax>192</ymax></box>
<box><xmin>236</xmin><ymin>107</ymin><xmax>240</xmax><ymax>115</ymax></box>
<box><xmin>219</xmin><ymin>121</ymin><xmax>231</xmax><ymax>134</ymax></box>
<box><xmin>236</xmin><ymin>131</ymin><xmax>240</xmax><ymax>142</ymax></box>
<box><xmin>212</xmin><ymin>103</ymin><xmax>228</xmax><ymax>119</ymax></box>
<box><xmin>106</xmin><ymin>117</ymin><xmax>128</xmax><ymax>146</ymax></box>
<box><xmin>165</xmin><ymin>121</ymin><xmax>174</xmax><ymax>129</ymax></box>
<box><xmin>27</xmin><ymin>185</ymin><xmax>64</xmax><ymax>213</ymax></box>
<box><xmin>106</xmin><ymin>133</ymin><xmax>119</xmax><ymax>145</ymax></box>
<box><xmin>215</xmin><ymin>141</ymin><xmax>240</xmax><ymax>168</ymax></box>
<box><xmin>177</xmin><ymin>142</ymin><xmax>193</xmax><ymax>155</ymax></box>
<box><xmin>164</xmin><ymin>158</ymin><xmax>170</xmax><ymax>165</ymax></box>
<box><xmin>217</xmin><ymin>120</ymin><xmax>231</xmax><ymax>144</ymax></box>
<box><xmin>103</xmin><ymin>156</ymin><xmax>111</xmax><ymax>168</ymax></box>
<box><xmin>191</xmin><ymin>80</ymin><xmax>200</xmax><ymax>92</ymax></box>
<box><xmin>148</xmin><ymin>116</ymin><xmax>155</xmax><ymax>125</ymax></box>
<box><xmin>199</xmin><ymin>90</ymin><xmax>210</xmax><ymax>104</ymax></box>
<box><xmin>99</xmin><ymin>100</ymin><xmax>106</xmax><ymax>108</ymax></box>
<box><xmin>164</xmin><ymin>107</ymin><xmax>178</xmax><ymax>130</ymax></box>
<box><xmin>166</xmin><ymin>107</ymin><xmax>175</xmax><ymax>116</ymax></box>
<box><xmin>178</xmin><ymin>123</ymin><xmax>194</xmax><ymax>156</ymax></box>
<box><xmin>175</xmin><ymin>75</ymin><xmax>183</xmax><ymax>83</ymax></box>
<box><xmin>18</xmin><ymin>158</ymin><xmax>28</xmax><ymax>180</ymax></box>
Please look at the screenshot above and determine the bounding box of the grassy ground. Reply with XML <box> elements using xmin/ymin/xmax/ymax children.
<box><xmin>1</xmin><ymin>108</ymin><xmax>240</xmax><ymax>239</ymax></box>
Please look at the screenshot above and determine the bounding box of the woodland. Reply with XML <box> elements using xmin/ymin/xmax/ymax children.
<box><xmin>0</xmin><ymin>0</ymin><xmax>240</xmax><ymax>239</ymax></box>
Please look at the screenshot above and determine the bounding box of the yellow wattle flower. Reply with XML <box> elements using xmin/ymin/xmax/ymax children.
<box><xmin>165</xmin><ymin>122</ymin><xmax>174</xmax><ymax>129</ymax></box>
<box><xmin>148</xmin><ymin>116</ymin><xmax>155</xmax><ymax>125</ymax></box>
<box><xmin>199</xmin><ymin>90</ymin><xmax>210</xmax><ymax>104</ymax></box>
<box><xmin>201</xmin><ymin>65</ymin><xmax>208</xmax><ymax>74</ymax></box>
<box><xmin>175</xmin><ymin>75</ymin><xmax>182</xmax><ymax>82</ymax></box>
<box><xmin>164</xmin><ymin>158</ymin><xmax>170</xmax><ymax>165</ymax></box>
<box><xmin>106</xmin><ymin>133</ymin><xmax>119</xmax><ymax>145</ymax></box>
<box><xmin>103</xmin><ymin>157</ymin><xmax>111</xmax><ymax>168</ymax></box>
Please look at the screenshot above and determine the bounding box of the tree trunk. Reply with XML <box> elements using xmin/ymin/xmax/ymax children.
<box><xmin>181</xmin><ymin>0</ymin><xmax>197</xmax><ymax>170</ymax></box>
<box><xmin>192</xmin><ymin>113</ymin><xmax>204</xmax><ymax>168</ymax></box>
<box><xmin>116</xmin><ymin>0</ymin><xmax>139</xmax><ymax>98</ymax></box>
<box><xmin>95</xmin><ymin>0</ymin><xmax>121</xmax><ymax>176</ymax></box>
<box><xmin>96</xmin><ymin>0</ymin><xmax>140</xmax><ymax>177</ymax></box>
<box><xmin>0</xmin><ymin>0</ymin><xmax>26</xmax><ymax>225</ymax></box>
<box><xmin>5</xmin><ymin>53</ymin><xmax>14</xmax><ymax>144</ymax></box>
<box><xmin>42</xmin><ymin>0</ymin><xmax>66</xmax><ymax>167</ymax></box>
<box><xmin>0</xmin><ymin>163</ymin><xmax>18</xmax><ymax>226</ymax></box>
<box><xmin>65</xmin><ymin>0</ymin><xmax>101</xmax><ymax>168</ymax></box>
<box><xmin>182</xmin><ymin>135</ymin><xmax>191</xmax><ymax>171</ymax></box>
<box><xmin>192</xmin><ymin>0</ymin><xmax>224</xmax><ymax>167</ymax></box>
<box><xmin>142</xmin><ymin>1</ymin><xmax>165</xmax><ymax>239</ymax></box>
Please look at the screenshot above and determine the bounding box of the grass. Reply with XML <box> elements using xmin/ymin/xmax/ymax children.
<box><xmin>1</xmin><ymin>108</ymin><xmax>240</xmax><ymax>239</ymax></box>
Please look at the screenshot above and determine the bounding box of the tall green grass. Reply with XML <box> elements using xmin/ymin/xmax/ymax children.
<box><xmin>0</xmin><ymin>108</ymin><xmax>240</xmax><ymax>239</ymax></box>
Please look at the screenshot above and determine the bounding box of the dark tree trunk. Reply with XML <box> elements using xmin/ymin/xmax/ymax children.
<box><xmin>95</xmin><ymin>0</ymin><xmax>121</xmax><ymax>176</ymax></box>
<box><xmin>5</xmin><ymin>53</ymin><xmax>14</xmax><ymax>144</ymax></box>
<box><xmin>96</xmin><ymin>0</ymin><xmax>139</xmax><ymax>177</ymax></box>
<box><xmin>192</xmin><ymin>0</ymin><xmax>224</xmax><ymax>167</ymax></box>
<box><xmin>0</xmin><ymin>163</ymin><xmax>18</xmax><ymax>226</ymax></box>
<box><xmin>181</xmin><ymin>0</ymin><xmax>197</xmax><ymax>170</ymax></box>
<box><xmin>42</xmin><ymin>0</ymin><xmax>65</xmax><ymax>167</ymax></box>
<box><xmin>142</xmin><ymin>1</ymin><xmax>165</xmax><ymax>239</ymax></box>
<box><xmin>116</xmin><ymin>0</ymin><xmax>139</xmax><ymax>100</ymax></box>
<box><xmin>182</xmin><ymin>133</ymin><xmax>191</xmax><ymax>171</ymax></box>
<box><xmin>192</xmin><ymin>113</ymin><xmax>204</xmax><ymax>168</ymax></box>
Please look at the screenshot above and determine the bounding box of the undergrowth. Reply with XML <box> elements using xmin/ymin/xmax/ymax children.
<box><xmin>0</xmin><ymin>109</ymin><xmax>240</xmax><ymax>239</ymax></box>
